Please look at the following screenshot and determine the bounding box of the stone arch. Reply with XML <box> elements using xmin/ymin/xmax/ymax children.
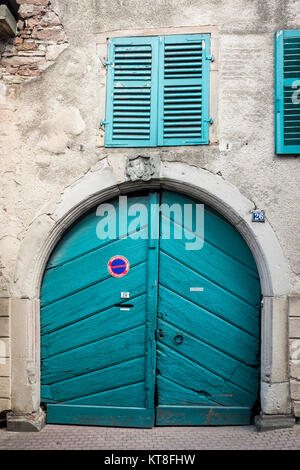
<box><xmin>9</xmin><ymin>161</ymin><xmax>292</xmax><ymax>429</ymax></box>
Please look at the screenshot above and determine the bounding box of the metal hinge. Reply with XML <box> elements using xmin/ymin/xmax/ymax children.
<box><xmin>206</xmin><ymin>55</ymin><xmax>214</xmax><ymax>62</ymax></box>
<box><xmin>101</xmin><ymin>59</ymin><xmax>113</xmax><ymax>67</ymax></box>
<box><xmin>205</xmin><ymin>118</ymin><xmax>214</xmax><ymax>125</ymax></box>
<box><xmin>100</xmin><ymin>120</ymin><xmax>108</xmax><ymax>126</ymax></box>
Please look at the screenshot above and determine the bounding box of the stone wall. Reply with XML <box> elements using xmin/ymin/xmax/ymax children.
<box><xmin>290</xmin><ymin>297</ymin><xmax>300</xmax><ymax>417</ymax></box>
<box><xmin>0</xmin><ymin>299</ymin><xmax>10</xmax><ymax>413</ymax></box>
<box><xmin>0</xmin><ymin>0</ymin><xmax>299</xmax><ymax>422</ymax></box>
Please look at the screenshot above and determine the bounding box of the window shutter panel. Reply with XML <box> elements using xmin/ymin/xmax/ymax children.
<box><xmin>105</xmin><ymin>36</ymin><xmax>159</xmax><ymax>147</ymax></box>
<box><xmin>275</xmin><ymin>30</ymin><xmax>300</xmax><ymax>154</ymax></box>
<box><xmin>157</xmin><ymin>34</ymin><xmax>210</xmax><ymax>146</ymax></box>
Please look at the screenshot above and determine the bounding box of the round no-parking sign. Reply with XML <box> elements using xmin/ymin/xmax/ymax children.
<box><xmin>108</xmin><ymin>255</ymin><xmax>130</xmax><ymax>278</ymax></box>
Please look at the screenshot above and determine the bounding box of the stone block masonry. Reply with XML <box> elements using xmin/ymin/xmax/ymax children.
<box><xmin>289</xmin><ymin>297</ymin><xmax>300</xmax><ymax>418</ymax></box>
<box><xmin>0</xmin><ymin>0</ymin><xmax>68</xmax><ymax>85</ymax></box>
<box><xmin>0</xmin><ymin>299</ymin><xmax>10</xmax><ymax>413</ymax></box>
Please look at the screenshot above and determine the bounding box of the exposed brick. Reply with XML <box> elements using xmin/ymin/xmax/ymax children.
<box><xmin>17</xmin><ymin>20</ymin><xmax>24</xmax><ymax>31</ymax></box>
<box><xmin>3</xmin><ymin>66</ymin><xmax>18</xmax><ymax>75</ymax></box>
<box><xmin>31</xmin><ymin>27</ymin><xmax>65</xmax><ymax>42</ymax></box>
<box><xmin>14</xmin><ymin>37</ymin><xmax>23</xmax><ymax>45</ymax></box>
<box><xmin>16</xmin><ymin>42</ymin><xmax>38</xmax><ymax>51</ymax></box>
<box><xmin>18</xmin><ymin>51</ymin><xmax>45</xmax><ymax>57</ymax></box>
<box><xmin>19</xmin><ymin>5</ymin><xmax>46</xmax><ymax>19</ymax></box>
<box><xmin>19</xmin><ymin>28</ymin><xmax>33</xmax><ymax>38</ymax></box>
<box><xmin>40</xmin><ymin>11</ymin><xmax>61</xmax><ymax>27</ymax></box>
<box><xmin>2</xmin><ymin>51</ymin><xmax>16</xmax><ymax>58</ymax></box>
<box><xmin>26</xmin><ymin>17</ymin><xmax>41</xmax><ymax>28</ymax></box>
<box><xmin>1</xmin><ymin>56</ymin><xmax>45</xmax><ymax>66</ymax></box>
<box><xmin>18</xmin><ymin>68</ymin><xmax>41</xmax><ymax>77</ymax></box>
<box><xmin>1</xmin><ymin>2</ymin><xmax>68</xmax><ymax>87</ymax></box>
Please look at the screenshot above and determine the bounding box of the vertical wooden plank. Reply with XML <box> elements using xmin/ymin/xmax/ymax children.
<box><xmin>144</xmin><ymin>192</ymin><xmax>160</xmax><ymax>413</ymax></box>
<box><xmin>104</xmin><ymin>37</ymin><xmax>114</xmax><ymax>146</ymax></box>
<box><xmin>157</xmin><ymin>34</ymin><xmax>165</xmax><ymax>145</ymax></box>
<box><xmin>150</xmin><ymin>37</ymin><xmax>160</xmax><ymax>146</ymax></box>
<box><xmin>201</xmin><ymin>35</ymin><xmax>210</xmax><ymax>144</ymax></box>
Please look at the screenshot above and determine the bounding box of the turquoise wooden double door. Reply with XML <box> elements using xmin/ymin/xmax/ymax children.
<box><xmin>41</xmin><ymin>191</ymin><xmax>261</xmax><ymax>427</ymax></box>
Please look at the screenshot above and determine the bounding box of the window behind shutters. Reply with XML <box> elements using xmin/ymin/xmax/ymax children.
<box><xmin>104</xmin><ymin>34</ymin><xmax>210</xmax><ymax>148</ymax></box>
<box><xmin>275</xmin><ymin>30</ymin><xmax>300</xmax><ymax>154</ymax></box>
<box><xmin>105</xmin><ymin>36</ymin><xmax>159</xmax><ymax>147</ymax></box>
<box><xmin>158</xmin><ymin>34</ymin><xmax>210</xmax><ymax>146</ymax></box>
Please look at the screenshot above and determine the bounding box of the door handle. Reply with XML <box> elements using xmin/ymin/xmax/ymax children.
<box><xmin>174</xmin><ymin>334</ymin><xmax>183</xmax><ymax>345</ymax></box>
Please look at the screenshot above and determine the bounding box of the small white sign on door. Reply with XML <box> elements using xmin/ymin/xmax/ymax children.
<box><xmin>121</xmin><ymin>292</ymin><xmax>130</xmax><ymax>299</ymax></box>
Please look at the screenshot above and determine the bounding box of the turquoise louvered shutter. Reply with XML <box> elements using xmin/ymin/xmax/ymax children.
<box><xmin>157</xmin><ymin>34</ymin><xmax>210</xmax><ymax>146</ymax></box>
<box><xmin>105</xmin><ymin>36</ymin><xmax>159</xmax><ymax>147</ymax></box>
<box><xmin>104</xmin><ymin>34</ymin><xmax>211</xmax><ymax>147</ymax></box>
<box><xmin>275</xmin><ymin>30</ymin><xmax>300</xmax><ymax>154</ymax></box>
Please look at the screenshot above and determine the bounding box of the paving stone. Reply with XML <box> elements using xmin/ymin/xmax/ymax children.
<box><xmin>0</xmin><ymin>424</ymin><xmax>300</xmax><ymax>450</ymax></box>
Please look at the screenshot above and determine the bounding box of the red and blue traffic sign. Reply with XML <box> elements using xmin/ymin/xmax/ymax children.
<box><xmin>108</xmin><ymin>255</ymin><xmax>130</xmax><ymax>278</ymax></box>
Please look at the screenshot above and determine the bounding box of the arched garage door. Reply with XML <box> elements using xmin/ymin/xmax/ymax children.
<box><xmin>40</xmin><ymin>191</ymin><xmax>261</xmax><ymax>427</ymax></box>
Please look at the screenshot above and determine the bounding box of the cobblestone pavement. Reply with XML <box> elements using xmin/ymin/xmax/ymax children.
<box><xmin>0</xmin><ymin>424</ymin><xmax>300</xmax><ymax>450</ymax></box>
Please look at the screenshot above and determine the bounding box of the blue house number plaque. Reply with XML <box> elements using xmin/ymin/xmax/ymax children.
<box><xmin>252</xmin><ymin>210</ymin><xmax>265</xmax><ymax>222</ymax></box>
